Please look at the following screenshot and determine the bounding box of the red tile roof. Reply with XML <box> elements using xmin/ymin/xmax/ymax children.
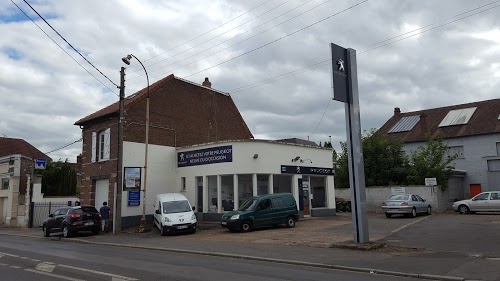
<box><xmin>75</xmin><ymin>74</ymin><xmax>175</xmax><ymax>125</ymax></box>
<box><xmin>0</xmin><ymin>137</ymin><xmax>51</xmax><ymax>160</ymax></box>
<box><xmin>378</xmin><ymin>98</ymin><xmax>500</xmax><ymax>143</ymax></box>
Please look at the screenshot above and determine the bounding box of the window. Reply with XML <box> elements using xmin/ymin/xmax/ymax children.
<box><xmin>415</xmin><ymin>195</ymin><xmax>425</xmax><ymax>202</ymax></box>
<box><xmin>272</xmin><ymin>198</ymin><xmax>284</xmax><ymax>209</ymax></box>
<box><xmin>473</xmin><ymin>193</ymin><xmax>489</xmax><ymax>201</ymax></box>
<box><xmin>1</xmin><ymin>178</ymin><xmax>9</xmax><ymax>190</ymax></box>
<box><xmin>257</xmin><ymin>199</ymin><xmax>271</xmax><ymax>211</ymax></box>
<box><xmin>162</xmin><ymin>200</ymin><xmax>191</xmax><ymax>214</ymax></box>
<box><xmin>181</xmin><ymin>177</ymin><xmax>186</xmax><ymax>191</ymax></box>
<box><xmin>496</xmin><ymin>142</ymin><xmax>500</xmax><ymax>156</ymax></box>
<box><xmin>447</xmin><ymin>146</ymin><xmax>464</xmax><ymax>159</ymax></box>
<box><xmin>490</xmin><ymin>192</ymin><xmax>500</xmax><ymax>200</ymax></box>
<box><xmin>411</xmin><ymin>195</ymin><xmax>418</xmax><ymax>202</ymax></box>
<box><xmin>92</xmin><ymin>128</ymin><xmax>110</xmax><ymax>162</ymax></box>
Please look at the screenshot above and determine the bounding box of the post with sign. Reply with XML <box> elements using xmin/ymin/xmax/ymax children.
<box><xmin>330</xmin><ymin>43</ymin><xmax>369</xmax><ymax>243</ymax></box>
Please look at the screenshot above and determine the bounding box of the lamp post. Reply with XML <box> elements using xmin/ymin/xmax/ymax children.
<box><xmin>122</xmin><ymin>54</ymin><xmax>150</xmax><ymax>232</ymax></box>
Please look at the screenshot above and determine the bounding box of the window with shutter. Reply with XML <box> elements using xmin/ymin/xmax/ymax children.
<box><xmin>103</xmin><ymin>128</ymin><xmax>110</xmax><ymax>160</ymax></box>
<box><xmin>91</xmin><ymin>132</ymin><xmax>97</xmax><ymax>163</ymax></box>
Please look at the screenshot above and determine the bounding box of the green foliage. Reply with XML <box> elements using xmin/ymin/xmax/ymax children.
<box><xmin>407</xmin><ymin>137</ymin><xmax>457</xmax><ymax>189</ymax></box>
<box><xmin>334</xmin><ymin>131</ymin><xmax>455</xmax><ymax>190</ymax></box>
<box><xmin>40</xmin><ymin>160</ymin><xmax>78</xmax><ymax>196</ymax></box>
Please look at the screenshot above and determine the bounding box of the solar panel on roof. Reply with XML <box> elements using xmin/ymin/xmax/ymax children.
<box><xmin>438</xmin><ymin>107</ymin><xmax>477</xmax><ymax>127</ymax></box>
<box><xmin>388</xmin><ymin>115</ymin><xmax>420</xmax><ymax>133</ymax></box>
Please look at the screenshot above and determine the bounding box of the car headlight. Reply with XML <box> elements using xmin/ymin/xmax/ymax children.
<box><xmin>191</xmin><ymin>214</ymin><xmax>196</xmax><ymax>221</ymax></box>
<box><xmin>164</xmin><ymin>216</ymin><xmax>171</xmax><ymax>222</ymax></box>
<box><xmin>230</xmin><ymin>215</ymin><xmax>240</xmax><ymax>220</ymax></box>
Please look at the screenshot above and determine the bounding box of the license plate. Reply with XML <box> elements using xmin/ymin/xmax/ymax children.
<box><xmin>221</xmin><ymin>221</ymin><xmax>227</xmax><ymax>225</ymax></box>
<box><xmin>85</xmin><ymin>222</ymin><xmax>94</xmax><ymax>226</ymax></box>
<box><xmin>177</xmin><ymin>225</ymin><xmax>188</xmax><ymax>229</ymax></box>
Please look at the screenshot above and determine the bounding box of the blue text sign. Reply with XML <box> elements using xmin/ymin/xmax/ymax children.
<box><xmin>128</xmin><ymin>191</ymin><xmax>140</xmax><ymax>206</ymax></box>
<box><xmin>178</xmin><ymin>145</ymin><xmax>232</xmax><ymax>167</ymax></box>
<box><xmin>281</xmin><ymin>165</ymin><xmax>334</xmax><ymax>175</ymax></box>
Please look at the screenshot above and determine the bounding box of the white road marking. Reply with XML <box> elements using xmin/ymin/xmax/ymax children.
<box><xmin>25</xmin><ymin>269</ymin><xmax>86</xmax><ymax>281</ymax></box>
<box><xmin>0</xmin><ymin>252</ymin><xmax>19</xmax><ymax>257</ymax></box>
<box><xmin>10</xmin><ymin>265</ymin><xmax>22</xmax><ymax>269</ymax></box>
<box><xmin>36</xmin><ymin>262</ymin><xmax>56</xmax><ymax>272</ymax></box>
<box><xmin>486</xmin><ymin>257</ymin><xmax>500</xmax><ymax>260</ymax></box>
<box><xmin>380</xmin><ymin>216</ymin><xmax>430</xmax><ymax>240</ymax></box>
<box><xmin>0</xmin><ymin>263</ymin><xmax>7</xmax><ymax>266</ymax></box>
<box><xmin>58</xmin><ymin>264</ymin><xmax>138</xmax><ymax>281</ymax></box>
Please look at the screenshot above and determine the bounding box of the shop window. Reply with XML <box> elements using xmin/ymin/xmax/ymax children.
<box><xmin>257</xmin><ymin>174</ymin><xmax>269</xmax><ymax>195</ymax></box>
<box><xmin>273</xmin><ymin>175</ymin><xmax>292</xmax><ymax>194</ymax></box>
<box><xmin>238</xmin><ymin>175</ymin><xmax>253</xmax><ymax>207</ymax></box>
<box><xmin>221</xmin><ymin>175</ymin><xmax>234</xmax><ymax>211</ymax></box>
<box><xmin>207</xmin><ymin>176</ymin><xmax>218</xmax><ymax>212</ymax></box>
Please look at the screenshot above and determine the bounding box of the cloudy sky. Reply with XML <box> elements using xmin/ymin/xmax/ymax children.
<box><xmin>1</xmin><ymin>0</ymin><xmax>499</xmax><ymax>161</ymax></box>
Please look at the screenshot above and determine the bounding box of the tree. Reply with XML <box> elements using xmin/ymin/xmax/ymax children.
<box><xmin>406</xmin><ymin>137</ymin><xmax>456</xmax><ymax>189</ymax></box>
<box><xmin>40</xmin><ymin>160</ymin><xmax>78</xmax><ymax>196</ymax></box>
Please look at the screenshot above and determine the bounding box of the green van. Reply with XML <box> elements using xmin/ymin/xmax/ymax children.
<box><xmin>220</xmin><ymin>193</ymin><xmax>299</xmax><ymax>232</ymax></box>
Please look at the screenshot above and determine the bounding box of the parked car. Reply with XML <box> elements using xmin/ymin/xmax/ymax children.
<box><xmin>42</xmin><ymin>205</ymin><xmax>101</xmax><ymax>238</ymax></box>
<box><xmin>220</xmin><ymin>193</ymin><xmax>299</xmax><ymax>232</ymax></box>
<box><xmin>452</xmin><ymin>191</ymin><xmax>500</xmax><ymax>214</ymax></box>
<box><xmin>153</xmin><ymin>193</ymin><xmax>197</xmax><ymax>236</ymax></box>
<box><xmin>382</xmin><ymin>194</ymin><xmax>432</xmax><ymax>218</ymax></box>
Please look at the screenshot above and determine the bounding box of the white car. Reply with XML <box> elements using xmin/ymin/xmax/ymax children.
<box><xmin>153</xmin><ymin>193</ymin><xmax>197</xmax><ymax>235</ymax></box>
<box><xmin>453</xmin><ymin>191</ymin><xmax>500</xmax><ymax>214</ymax></box>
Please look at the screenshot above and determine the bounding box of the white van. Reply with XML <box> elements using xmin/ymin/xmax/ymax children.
<box><xmin>153</xmin><ymin>193</ymin><xmax>197</xmax><ymax>236</ymax></box>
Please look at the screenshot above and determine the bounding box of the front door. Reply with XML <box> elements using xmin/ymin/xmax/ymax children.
<box><xmin>95</xmin><ymin>179</ymin><xmax>109</xmax><ymax>209</ymax></box>
<box><xmin>196</xmin><ymin>177</ymin><xmax>203</xmax><ymax>212</ymax></box>
<box><xmin>302</xmin><ymin>182</ymin><xmax>310</xmax><ymax>215</ymax></box>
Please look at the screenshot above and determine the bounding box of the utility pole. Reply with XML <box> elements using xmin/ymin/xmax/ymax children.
<box><xmin>114</xmin><ymin>67</ymin><xmax>125</xmax><ymax>234</ymax></box>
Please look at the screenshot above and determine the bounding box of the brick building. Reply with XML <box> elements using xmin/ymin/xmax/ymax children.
<box><xmin>74</xmin><ymin>75</ymin><xmax>253</xmax><ymax>228</ymax></box>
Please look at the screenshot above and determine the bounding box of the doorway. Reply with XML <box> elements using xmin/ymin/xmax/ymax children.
<box><xmin>95</xmin><ymin>179</ymin><xmax>109</xmax><ymax>209</ymax></box>
<box><xmin>196</xmin><ymin>177</ymin><xmax>203</xmax><ymax>212</ymax></box>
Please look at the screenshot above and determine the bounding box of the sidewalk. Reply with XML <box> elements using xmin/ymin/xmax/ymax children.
<box><xmin>1</xmin><ymin>214</ymin><xmax>499</xmax><ymax>281</ymax></box>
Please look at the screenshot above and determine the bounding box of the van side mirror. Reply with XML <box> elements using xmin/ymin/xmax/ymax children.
<box><xmin>192</xmin><ymin>206</ymin><xmax>196</xmax><ymax>211</ymax></box>
<box><xmin>155</xmin><ymin>210</ymin><xmax>161</xmax><ymax>214</ymax></box>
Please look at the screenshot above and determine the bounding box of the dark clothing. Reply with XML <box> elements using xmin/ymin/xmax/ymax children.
<box><xmin>100</xmin><ymin>206</ymin><xmax>111</xmax><ymax>220</ymax></box>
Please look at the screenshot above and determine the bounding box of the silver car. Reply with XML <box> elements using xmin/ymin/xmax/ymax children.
<box><xmin>452</xmin><ymin>191</ymin><xmax>500</xmax><ymax>214</ymax></box>
<box><xmin>382</xmin><ymin>194</ymin><xmax>432</xmax><ymax>218</ymax></box>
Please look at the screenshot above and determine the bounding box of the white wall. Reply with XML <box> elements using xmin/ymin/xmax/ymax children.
<box><xmin>121</xmin><ymin>142</ymin><xmax>176</xmax><ymax>217</ymax></box>
<box><xmin>31</xmin><ymin>182</ymin><xmax>79</xmax><ymax>204</ymax></box>
<box><xmin>176</xmin><ymin>140</ymin><xmax>335</xmax><ymax>211</ymax></box>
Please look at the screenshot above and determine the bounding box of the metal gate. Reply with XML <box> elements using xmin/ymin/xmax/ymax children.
<box><xmin>29</xmin><ymin>202</ymin><xmax>70</xmax><ymax>228</ymax></box>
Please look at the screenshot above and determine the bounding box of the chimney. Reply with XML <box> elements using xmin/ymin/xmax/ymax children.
<box><xmin>394</xmin><ymin>107</ymin><xmax>401</xmax><ymax>116</ymax></box>
<box><xmin>202</xmin><ymin>77</ymin><xmax>211</xmax><ymax>88</ymax></box>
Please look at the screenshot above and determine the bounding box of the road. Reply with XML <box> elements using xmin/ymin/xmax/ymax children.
<box><xmin>0</xmin><ymin>234</ymin><xmax>423</xmax><ymax>281</ymax></box>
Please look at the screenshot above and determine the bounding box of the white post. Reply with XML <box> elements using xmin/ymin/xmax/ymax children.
<box><xmin>268</xmin><ymin>174</ymin><xmax>274</xmax><ymax>194</ymax></box>
<box><xmin>252</xmin><ymin>174</ymin><xmax>258</xmax><ymax>196</ymax></box>
<box><xmin>217</xmin><ymin>175</ymin><xmax>222</xmax><ymax>213</ymax></box>
<box><xmin>203</xmin><ymin>176</ymin><xmax>208</xmax><ymax>213</ymax></box>
<box><xmin>233</xmin><ymin>174</ymin><xmax>239</xmax><ymax>210</ymax></box>
<box><xmin>326</xmin><ymin>176</ymin><xmax>336</xmax><ymax>209</ymax></box>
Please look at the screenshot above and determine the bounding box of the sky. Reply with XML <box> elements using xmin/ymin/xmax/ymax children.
<box><xmin>0</xmin><ymin>0</ymin><xmax>499</xmax><ymax>162</ymax></box>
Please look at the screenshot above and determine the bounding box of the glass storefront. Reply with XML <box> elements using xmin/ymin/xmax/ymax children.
<box><xmin>220</xmin><ymin>175</ymin><xmax>234</xmax><ymax>211</ymax></box>
<box><xmin>273</xmin><ymin>175</ymin><xmax>292</xmax><ymax>194</ymax></box>
<box><xmin>207</xmin><ymin>175</ymin><xmax>218</xmax><ymax>212</ymax></box>
<box><xmin>238</xmin><ymin>174</ymin><xmax>253</xmax><ymax>208</ymax></box>
<box><xmin>257</xmin><ymin>174</ymin><xmax>269</xmax><ymax>195</ymax></box>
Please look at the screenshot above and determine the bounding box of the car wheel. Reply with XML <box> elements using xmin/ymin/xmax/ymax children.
<box><xmin>240</xmin><ymin>221</ymin><xmax>252</xmax><ymax>232</ymax></box>
<box><xmin>410</xmin><ymin>208</ymin><xmax>417</xmax><ymax>218</ymax></box>
<box><xmin>160</xmin><ymin>224</ymin><xmax>167</xmax><ymax>236</ymax></box>
<box><xmin>427</xmin><ymin>206</ymin><xmax>432</xmax><ymax>215</ymax></box>
<box><xmin>458</xmin><ymin>205</ymin><xmax>470</xmax><ymax>214</ymax></box>
<box><xmin>62</xmin><ymin>225</ymin><xmax>72</xmax><ymax>238</ymax></box>
<box><xmin>43</xmin><ymin>225</ymin><xmax>50</xmax><ymax>237</ymax></box>
<box><xmin>285</xmin><ymin>216</ymin><xmax>296</xmax><ymax>228</ymax></box>
<box><xmin>385</xmin><ymin>213</ymin><xmax>392</xmax><ymax>218</ymax></box>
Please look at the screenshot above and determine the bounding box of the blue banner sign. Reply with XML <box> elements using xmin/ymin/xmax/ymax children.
<box><xmin>128</xmin><ymin>191</ymin><xmax>140</xmax><ymax>206</ymax></box>
<box><xmin>178</xmin><ymin>145</ymin><xmax>233</xmax><ymax>167</ymax></box>
<box><xmin>281</xmin><ymin>165</ymin><xmax>334</xmax><ymax>175</ymax></box>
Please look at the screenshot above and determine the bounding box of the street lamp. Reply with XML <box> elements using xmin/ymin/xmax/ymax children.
<box><xmin>122</xmin><ymin>54</ymin><xmax>150</xmax><ymax>232</ymax></box>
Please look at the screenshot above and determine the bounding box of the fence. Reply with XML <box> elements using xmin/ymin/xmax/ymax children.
<box><xmin>29</xmin><ymin>201</ymin><xmax>78</xmax><ymax>228</ymax></box>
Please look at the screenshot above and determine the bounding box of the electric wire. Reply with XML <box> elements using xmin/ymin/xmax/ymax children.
<box><xmin>181</xmin><ymin>0</ymin><xmax>369</xmax><ymax>79</ymax></box>
<box><xmin>129</xmin><ymin>0</ymin><xmax>331</xmax><ymax>83</ymax></box>
<box><xmin>230</xmin><ymin>0</ymin><xmax>500</xmax><ymax>94</ymax></box>
<box><xmin>21</xmin><ymin>0</ymin><xmax>119</xmax><ymax>89</ymax></box>
<box><xmin>10</xmin><ymin>0</ymin><xmax>118</xmax><ymax>96</ymax></box>
<box><xmin>129</xmin><ymin>0</ymin><xmax>291</xmax><ymax>76</ymax></box>
<box><xmin>45</xmin><ymin>138</ymin><xmax>83</xmax><ymax>155</ymax></box>
<box><xmin>131</xmin><ymin>0</ymin><xmax>274</xmax><ymax>69</ymax></box>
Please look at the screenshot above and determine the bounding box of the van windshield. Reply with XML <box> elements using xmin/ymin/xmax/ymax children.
<box><xmin>162</xmin><ymin>200</ymin><xmax>191</xmax><ymax>214</ymax></box>
<box><xmin>238</xmin><ymin>198</ymin><xmax>258</xmax><ymax>211</ymax></box>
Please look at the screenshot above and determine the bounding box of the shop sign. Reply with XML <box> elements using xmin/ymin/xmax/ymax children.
<box><xmin>178</xmin><ymin>145</ymin><xmax>232</xmax><ymax>167</ymax></box>
<box><xmin>128</xmin><ymin>190</ymin><xmax>140</xmax><ymax>206</ymax></box>
<box><xmin>281</xmin><ymin>165</ymin><xmax>334</xmax><ymax>175</ymax></box>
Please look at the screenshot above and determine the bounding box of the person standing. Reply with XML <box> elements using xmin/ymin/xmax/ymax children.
<box><xmin>99</xmin><ymin>202</ymin><xmax>111</xmax><ymax>233</ymax></box>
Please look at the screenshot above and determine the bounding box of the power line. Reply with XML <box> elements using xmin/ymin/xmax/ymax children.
<box><xmin>129</xmin><ymin>0</ymin><xmax>291</xmax><ymax>76</ymax></box>
<box><xmin>131</xmin><ymin>0</ymin><xmax>274</xmax><ymax>70</ymax></box>
<box><xmin>130</xmin><ymin>0</ymin><xmax>331</xmax><ymax>83</ymax></box>
<box><xmin>310</xmin><ymin>97</ymin><xmax>332</xmax><ymax>136</ymax></box>
<box><xmin>229</xmin><ymin>0</ymin><xmax>500</xmax><ymax>94</ymax></box>
<box><xmin>10</xmin><ymin>0</ymin><xmax>118</xmax><ymax>96</ymax></box>
<box><xmin>21</xmin><ymin>0</ymin><xmax>119</xmax><ymax>89</ymax></box>
<box><xmin>45</xmin><ymin>138</ymin><xmax>83</xmax><ymax>155</ymax></box>
<box><xmin>182</xmin><ymin>0</ymin><xmax>369</xmax><ymax>79</ymax></box>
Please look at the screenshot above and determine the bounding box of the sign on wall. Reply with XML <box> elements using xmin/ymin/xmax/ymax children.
<box><xmin>425</xmin><ymin>178</ymin><xmax>437</xmax><ymax>186</ymax></box>
<box><xmin>34</xmin><ymin>159</ymin><xmax>46</xmax><ymax>170</ymax></box>
<box><xmin>281</xmin><ymin>165</ymin><xmax>334</xmax><ymax>175</ymax></box>
<box><xmin>391</xmin><ymin>187</ymin><xmax>406</xmax><ymax>195</ymax></box>
<box><xmin>123</xmin><ymin>167</ymin><xmax>141</xmax><ymax>191</ymax></box>
<box><xmin>128</xmin><ymin>190</ymin><xmax>140</xmax><ymax>206</ymax></box>
<box><xmin>178</xmin><ymin>145</ymin><xmax>233</xmax><ymax>167</ymax></box>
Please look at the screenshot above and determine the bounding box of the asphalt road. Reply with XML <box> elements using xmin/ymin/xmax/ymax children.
<box><xmin>0</xmin><ymin>235</ymin><xmax>424</xmax><ymax>281</ymax></box>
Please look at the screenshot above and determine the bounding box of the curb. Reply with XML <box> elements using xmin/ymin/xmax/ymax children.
<box><xmin>0</xmin><ymin>232</ymin><xmax>466</xmax><ymax>281</ymax></box>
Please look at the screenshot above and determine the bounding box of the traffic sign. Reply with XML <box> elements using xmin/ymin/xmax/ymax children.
<box><xmin>34</xmin><ymin>159</ymin><xmax>46</xmax><ymax>170</ymax></box>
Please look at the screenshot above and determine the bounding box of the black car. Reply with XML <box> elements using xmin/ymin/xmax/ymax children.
<box><xmin>42</xmin><ymin>205</ymin><xmax>101</xmax><ymax>238</ymax></box>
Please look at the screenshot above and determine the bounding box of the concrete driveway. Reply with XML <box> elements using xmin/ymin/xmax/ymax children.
<box><xmin>380</xmin><ymin>211</ymin><xmax>500</xmax><ymax>257</ymax></box>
